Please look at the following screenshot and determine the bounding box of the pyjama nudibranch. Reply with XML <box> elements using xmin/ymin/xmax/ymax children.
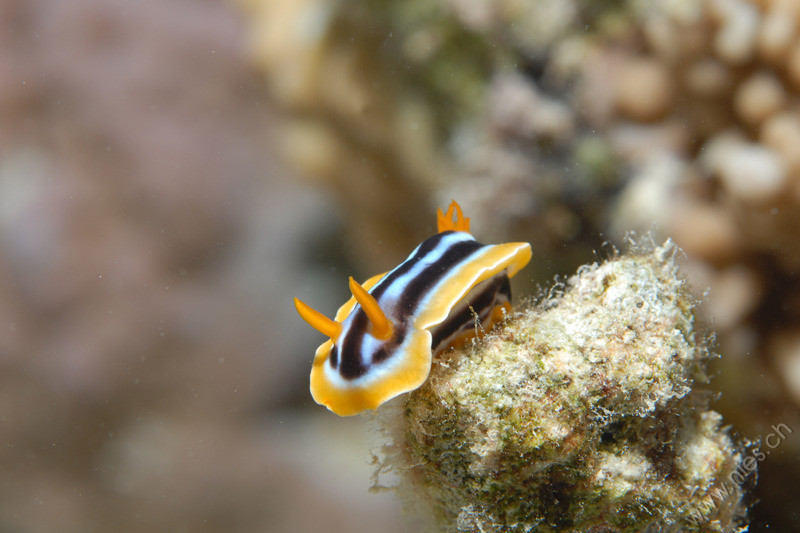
<box><xmin>294</xmin><ymin>201</ymin><xmax>532</xmax><ymax>416</ymax></box>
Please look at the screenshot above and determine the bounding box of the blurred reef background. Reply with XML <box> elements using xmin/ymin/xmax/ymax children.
<box><xmin>0</xmin><ymin>0</ymin><xmax>798</xmax><ymax>531</ymax></box>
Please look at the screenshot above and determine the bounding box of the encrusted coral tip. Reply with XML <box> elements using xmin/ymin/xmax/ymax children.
<box><xmin>294</xmin><ymin>297</ymin><xmax>342</xmax><ymax>340</ymax></box>
<box><xmin>348</xmin><ymin>276</ymin><xmax>394</xmax><ymax>340</ymax></box>
<box><xmin>437</xmin><ymin>200</ymin><xmax>471</xmax><ymax>233</ymax></box>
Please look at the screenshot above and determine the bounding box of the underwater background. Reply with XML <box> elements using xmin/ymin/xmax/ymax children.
<box><xmin>0</xmin><ymin>0</ymin><xmax>798</xmax><ymax>531</ymax></box>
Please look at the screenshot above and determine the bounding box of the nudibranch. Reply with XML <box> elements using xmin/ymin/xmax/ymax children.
<box><xmin>294</xmin><ymin>201</ymin><xmax>532</xmax><ymax>416</ymax></box>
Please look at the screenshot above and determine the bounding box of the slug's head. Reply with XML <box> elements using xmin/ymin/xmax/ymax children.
<box><xmin>293</xmin><ymin>276</ymin><xmax>393</xmax><ymax>345</ymax></box>
<box><xmin>294</xmin><ymin>274</ymin><xmax>414</xmax><ymax>416</ymax></box>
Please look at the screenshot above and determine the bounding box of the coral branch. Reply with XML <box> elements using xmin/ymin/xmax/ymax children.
<box><xmin>379</xmin><ymin>241</ymin><xmax>748</xmax><ymax>532</ymax></box>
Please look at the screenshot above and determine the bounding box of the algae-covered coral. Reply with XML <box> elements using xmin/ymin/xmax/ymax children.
<box><xmin>380</xmin><ymin>242</ymin><xmax>748</xmax><ymax>532</ymax></box>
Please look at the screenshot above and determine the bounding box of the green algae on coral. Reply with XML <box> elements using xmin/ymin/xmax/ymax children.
<box><xmin>379</xmin><ymin>241</ymin><xmax>749</xmax><ymax>532</ymax></box>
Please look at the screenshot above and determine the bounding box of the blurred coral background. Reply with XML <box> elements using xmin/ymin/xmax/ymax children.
<box><xmin>0</xmin><ymin>1</ymin><xmax>404</xmax><ymax>531</ymax></box>
<box><xmin>1</xmin><ymin>0</ymin><xmax>799</xmax><ymax>531</ymax></box>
